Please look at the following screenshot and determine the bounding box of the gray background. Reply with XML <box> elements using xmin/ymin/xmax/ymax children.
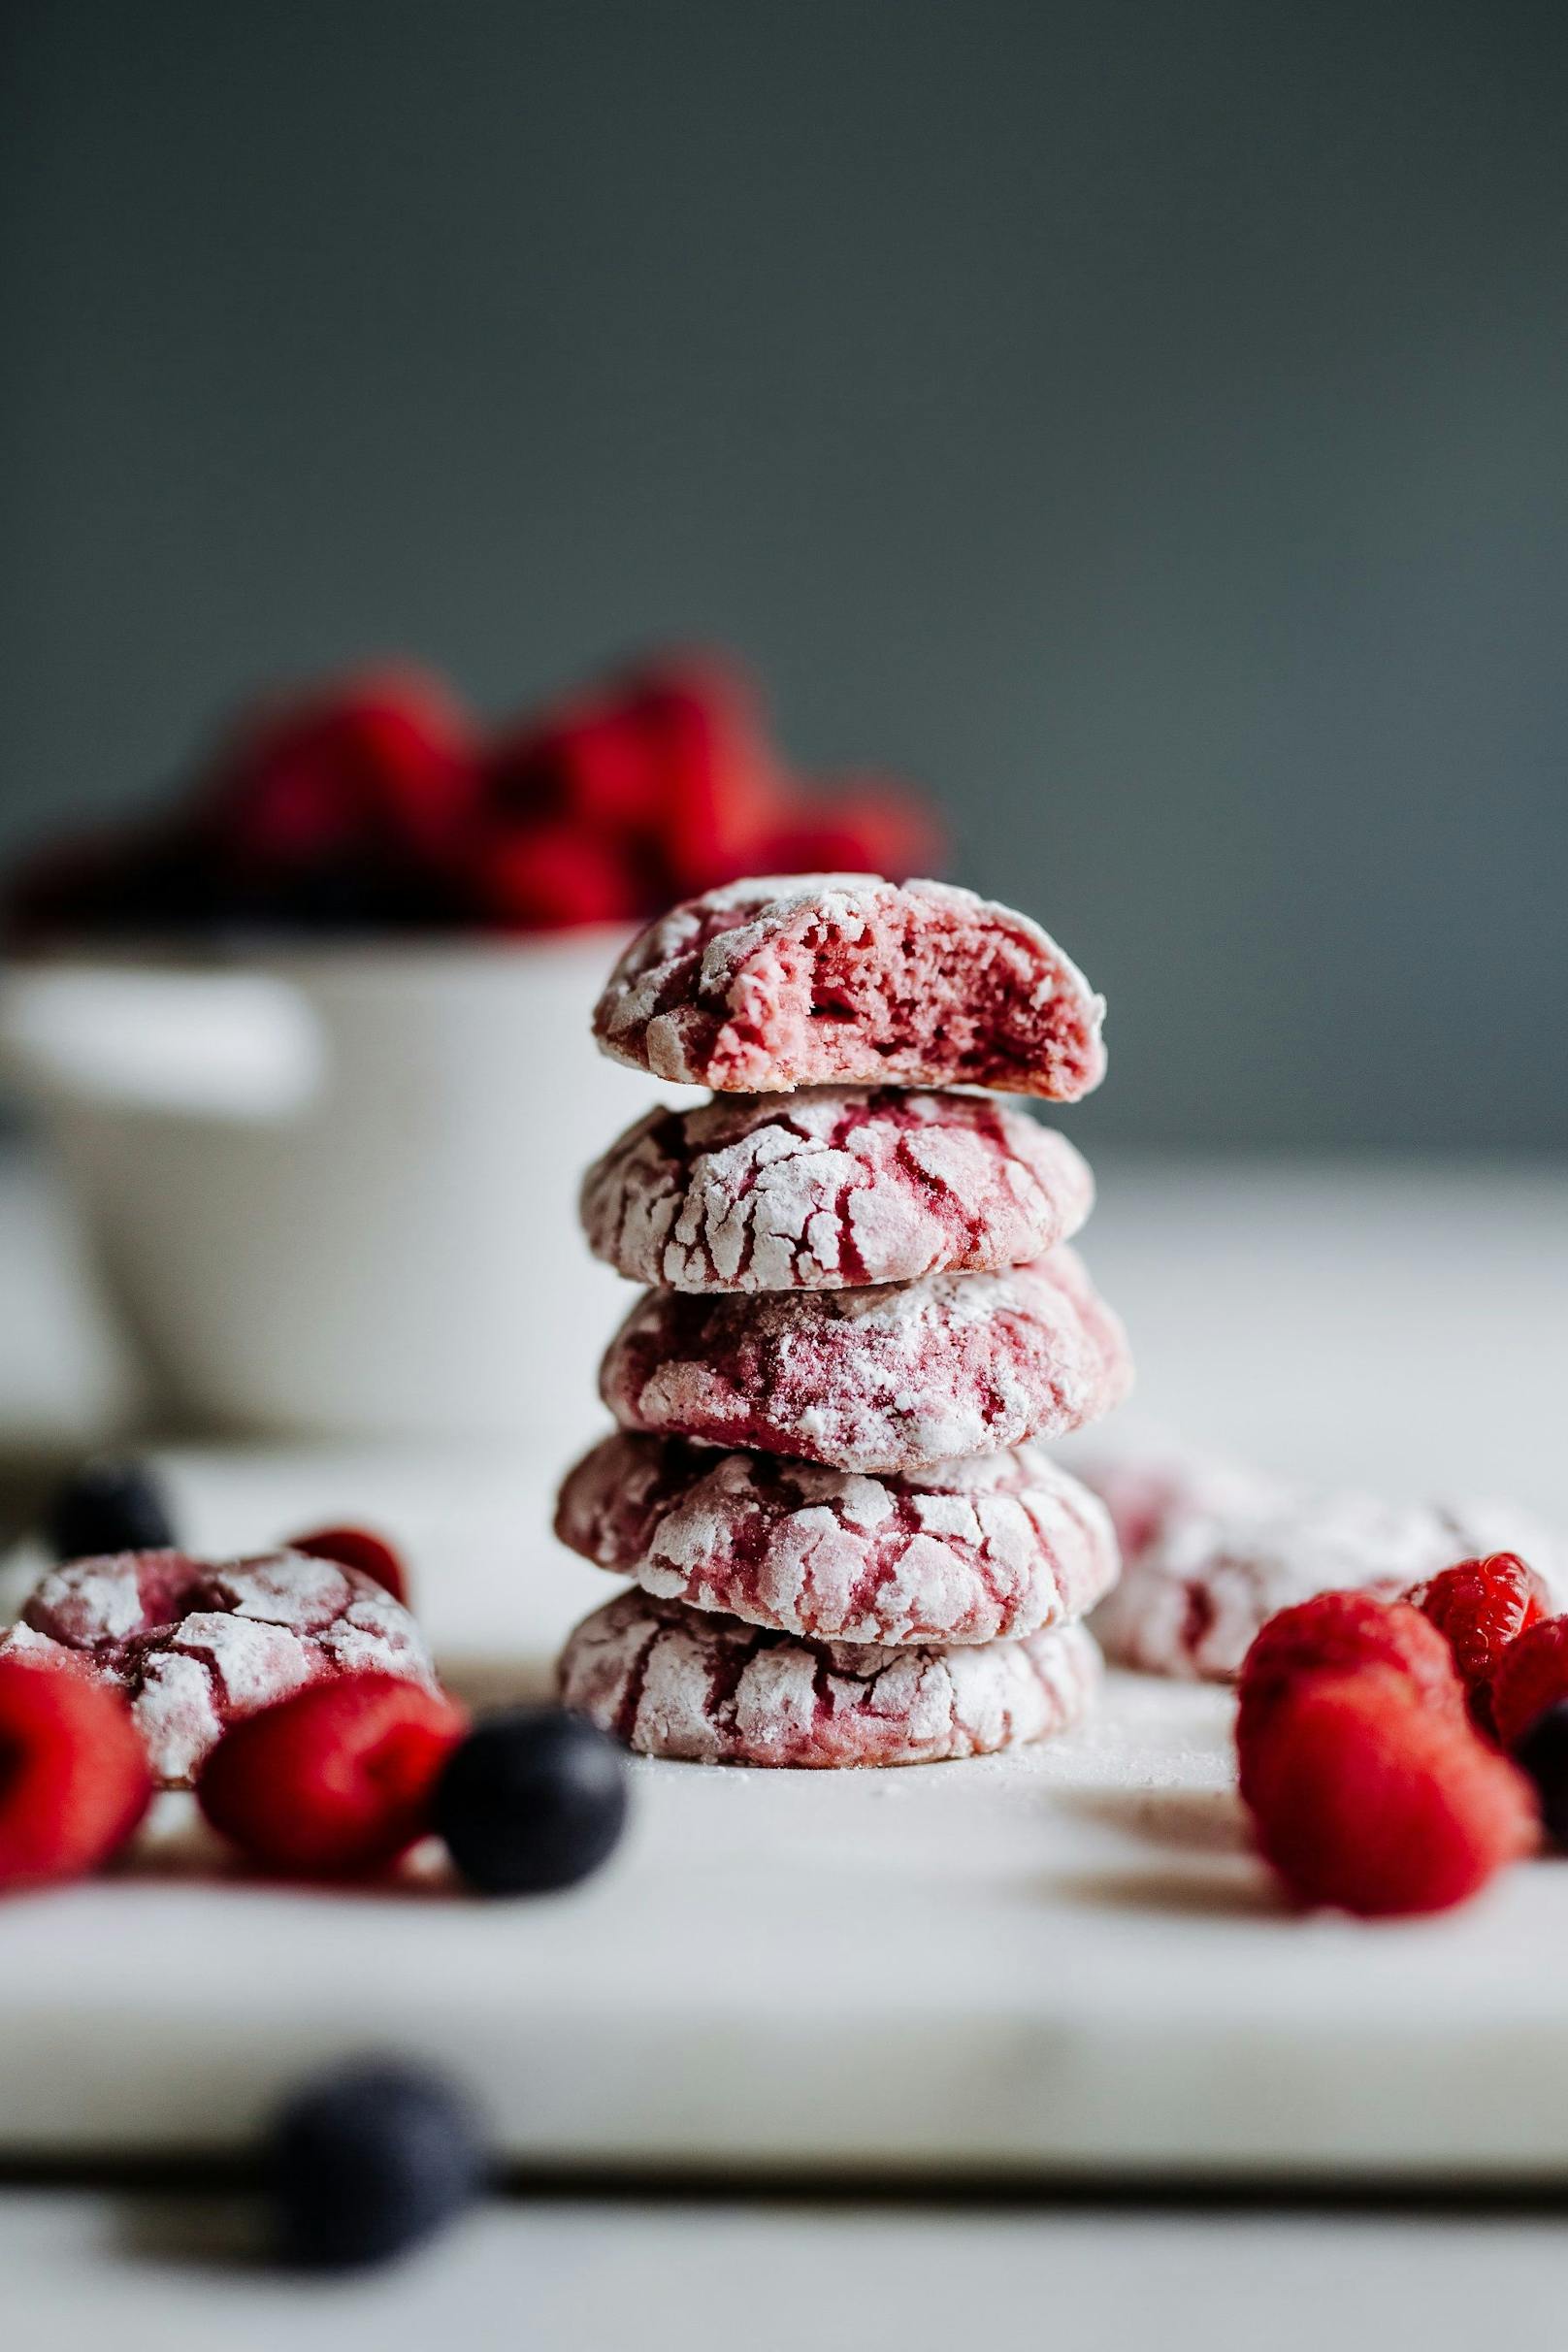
<box><xmin>3</xmin><ymin>0</ymin><xmax>1565</xmax><ymax>1150</ymax></box>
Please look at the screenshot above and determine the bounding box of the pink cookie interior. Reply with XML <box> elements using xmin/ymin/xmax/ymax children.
<box><xmin>594</xmin><ymin>875</ymin><xmax>1107</xmax><ymax>1098</ymax></box>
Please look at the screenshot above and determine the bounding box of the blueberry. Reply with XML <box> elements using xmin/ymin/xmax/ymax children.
<box><xmin>1515</xmin><ymin>1702</ymin><xmax>1568</xmax><ymax>1848</ymax></box>
<box><xmin>45</xmin><ymin>1456</ymin><xmax>177</xmax><ymax>1561</ymax></box>
<box><xmin>434</xmin><ymin>1707</ymin><xmax>629</xmax><ymax>1896</ymax></box>
<box><xmin>268</xmin><ymin>2057</ymin><xmax>486</xmax><ymax>2270</ymax></box>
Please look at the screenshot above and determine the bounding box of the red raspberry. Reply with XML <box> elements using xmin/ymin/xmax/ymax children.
<box><xmin>1234</xmin><ymin>1591</ymin><xmax>1462</xmax><ymax>1802</ymax></box>
<box><xmin>484</xmin><ymin>654</ymin><xmax>785</xmax><ymax>904</ymax></box>
<box><xmin>741</xmin><ymin>780</ymin><xmax>945</xmax><ymax>886</ymax></box>
<box><xmin>210</xmin><ymin>668</ymin><xmax>478</xmax><ymax>914</ymax></box>
<box><xmin>196</xmin><ymin>1674</ymin><xmax>467</xmax><ymax>1879</ymax></box>
<box><xmin>1245</xmin><ymin>1667</ymin><xmax>1536</xmax><ymax>1915</ymax></box>
<box><xmin>462</xmin><ymin>817</ymin><xmax>644</xmax><ymax>931</ymax></box>
<box><xmin>1407</xmin><ymin>1552</ymin><xmax>1548</xmax><ymax>1733</ymax></box>
<box><xmin>536</xmin><ymin>702</ymin><xmax>656</xmax><ymax>833</ymax></box>
<box><xmin>288</xmin><ymin>1524</ymin><xmax>410</xmax><ymax>1607</ymax></box>
<box><xmin>1490</xmin><ymin>1617</ymin><xmax>1568</xmax><ymax>1752</ymax></box>
<box><xmin>14</xmin><ymin>670</ymin><xmax>479</xmax><ymax>938</ymax></box>
<box><xmin>486</xmin><ymin>694</ymin><xmax>662</xmax><ymax>836</ymax></box>
<box><xmin>626</xmin><ymin>658</ymin><xmax>786</xmax><ymax>894</ymax></box>
<box><xmin>473</xmin><ymin>652</ymin><xmax>942</xmax><ymax>924</ymax></box>
<box><xmin>0</xmin><ymin>1658</ymin><xmax>152</xmax><ymax>1891</ymax></box>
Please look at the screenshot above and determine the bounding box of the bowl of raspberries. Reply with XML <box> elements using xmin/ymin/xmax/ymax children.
<box><xmin>0</xmin><ymin>654</ymin><xmax>938</xmax><ymax>1444</ymax></box>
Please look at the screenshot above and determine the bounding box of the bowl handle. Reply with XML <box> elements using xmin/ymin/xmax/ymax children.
<box><xmin>0</xmin><ymin>965</ymin><xmax>327</xmax><ymax>1123</ymax></box>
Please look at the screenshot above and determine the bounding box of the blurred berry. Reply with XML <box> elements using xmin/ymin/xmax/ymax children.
<box><xmin>287</xmin><ymin>1524</ymin><xmax>410</xmax><ymax>1605</ymax></box>
<box><xmin>211</xmin><ymin>669</ymin><xmax>477</xmax><ymax>880</ymax></box>
<box><xmin>268</xmin><ymin>2057</ymin><xmax>486</xmax><ymax>2270</ymax></box>
<box><xmin>0</xmin><ymin>1659</ymin><xmax>152</xmax><ymax>1891</ymax></box>
<box><xmin>1515</xmin><ymin>1702</ymin><xmax>1568</xmax><ymax>1847</ymax></box>
<box><xmin>742</xmin><ymin>780</ymin><xmax>945</xmax><ymax>883</ymax></box>
<box><xmin>462</xmin><ymin>817</ymin><xmax>644</xmax><ymax>931</ymax></box>
<box><xmin>435</xmin><ymin>1707</ymin><xmax>629</xmax><ymax>1895</ymax></box>
<box><xmin>197</xmin><ymin>1675</ymin><xmax>467</xmax><ymax>1879</ymax></box>
<box><xmin>46</xmin><ymin>1457</ymin><xmax>176</xmax><ymax>1562</ymax></box>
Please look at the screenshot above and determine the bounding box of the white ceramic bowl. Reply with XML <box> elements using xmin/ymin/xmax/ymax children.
<box><xmin>0</xmin><ymin>931</ymin><xmax>694</xmax><ymax>1451</ymax></box>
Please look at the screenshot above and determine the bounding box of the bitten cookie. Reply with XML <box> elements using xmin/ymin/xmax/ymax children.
<box><xmin>592</xmin><ymin>874</ymin><xmax>1106</xmax><ymax>1099</ymax></box>
<box><xmin>581</xmin><ymin>1087</ymin><xmax>1094</xmax><ymax>1292</ymax></box>
<box><xmin>558</xmin><ymin>1585</ymin><xmax>1103</xmax><ymax>1767</ymax></box>
<box><xmin>1084</xmin><ymin>1445</ymin><xmax>1563</xmax><ymax>1682</ymax></box>
<box><xmin>556</xmin><ymin>1432</ymin><xmax>1120</xmax><ymax>1645</ymax></box>
<box><xmin>599</xmin><ymin>1246</ymin><xmax>1131</xmax><ymax>1475</ymax></box>
<box><xmin>0</xmin><ymin>1548</ymin><xmax>438</xmax><ymax>1783</ymax></box>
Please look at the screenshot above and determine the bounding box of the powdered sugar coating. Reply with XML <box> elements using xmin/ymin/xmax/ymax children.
<box><xmin>556</xmin><ymin>1432</ymin><xmax>1120</xmax><ymax>1645</ymax></box>
<box><xmin>558</xmin><ymin>1586</ymin><xmax>1103</xmax><ymax>1767</ymax></box>
<box><xmin>600</xmin><ymin>1245</ymin><xmax>1131</xmax><ymax>1474</ymax></box>
<box><xmin>1084</xmin><ymin>1446</ymin><xmax>1565</xmax><ymax>1682</ymax></box>
<box><xmin>581</xmin><ymin>1086</ymin><xmax>1094</xmax><ymax>1292</ymax></box>
<box><xmin>592</xmin><ymin>874</ymin><xmax>1107</xmax><ymax>1099</ymax></box>
<box><xmin>0</xmin><ymin>1548</ymin><xmax>438</xmax><ymax>1783</ymax></box>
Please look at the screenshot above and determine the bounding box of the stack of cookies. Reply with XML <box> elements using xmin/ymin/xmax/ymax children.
<box><xmin>554</xmin><ymin>874</ymin><xmax>1132</xmax><ymax>1768</ymax></box>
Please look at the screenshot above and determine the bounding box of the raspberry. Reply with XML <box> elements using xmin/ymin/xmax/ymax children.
<box><xmin>1407</xmin><ymin>1552</ymin><xmax>1548</xmax><ymax>1733</ymax></box>
<box><xmin>626</xmin><ymin>658</ymin><xmax>785</xmax><ymax>895</ymax></box>
<box><xmin>215</xmin><ymin>669</ymin><xmax>475</xmax><ymax>865</ymax></box>
<box><xmin>488</xmin><ymin>699</ymin><xmax>659</xmax><ymax>834</ymax></box>
<box><xmin>482</xmin><ymin>654</ymin><xmax>785</xmax><ymax>906</ymax></box>
<box><xmin>1515</xmin><ymin>1704</ymin><xmax>1568</xmax><ymax>1849</ymax></box>
<box><xmin>0</xmin><ymin>1658</ymin><xmax>152</xmax><ymax>1891</ymax></box>
<box><xmin>741</xmin><ymin>781</ymin><xmax>945</xmax><ymax>887</ymax></box>
<box><xmin>1489</xmin><ymin>1617</ymin><xmax>1568</xmax><ymax>1752</ymax></box>
<box><xmin>1234</xmin><ymin>1591</ymin><xmax>1461</xmax><ymax>1802</ymax></box>
<box><xmin>196</xmin><ymin>1674</ymin><xmax>467</xmax><ymax>1878</ymax></box>
<box><xmin>288</xmin><ymin>1525</ymin><xmax>410</xmax><ymax>1607</ymax></box>
<box><xmin>463</xmin><ymin>818</ymin><xmax>643</xmax><ymax>931</ymax></box>
<box><xmin>1245</xmin><ymin>1667</ymin><xmax>1536</xmax><ymax>1915</ymax></box>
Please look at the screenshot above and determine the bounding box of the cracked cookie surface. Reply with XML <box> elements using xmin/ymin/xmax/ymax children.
<box><xmin>581</xmin><ymin>1086</ymin><xmax>1094</xmax><ymax>1292</ymax></box>
<box><xmin>1</xmin><ymin>1548</ymin><xmax>437</xmax><ymax>1783</ymax></box>
<box><xmin>557</xmin><ymin>1584</ymin><xmax>1102</xmax><ymax>1766</ymax></box>
<box><xmin>599</xmin><ymin>1245</ymin><xmax>1131</xmax><ymax>1474</ymax></box>
<box><xmin>556</xmin><ymin>1432</ymin><xmax>1120</xmax><ymax>1645</ymax></box>
<box><xmin>592</xmin><ymin>873</ymin><xmax>1106</xmax><ymax>1098</ymax></box>
<box><xmin>1083</xmin><ymin>1446</ymin><xmax>1563</xmax><ymax>1681</ymax></box>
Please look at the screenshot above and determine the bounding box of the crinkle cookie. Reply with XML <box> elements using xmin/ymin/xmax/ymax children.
<box><xmin>598</xmin><ymin>1246</ymin><xmax>1131</xmax><ymax>1475</ymax></box>
<box><xmin>580</xmin><ymin>1086</ymin><xmax>1093</xmax><ymax>1293</ymax></box>
<box><xmin>557</xmin><ymin>1585</ymin><xmax>1103</xmax><ymax>1767</ymax></box>
<box><xmin>1084</xmin><ymin>1445</ymin><xmax>1564</xmax><ymax>1682</ymax></box>
<box><xmin>555</xmin><ymin>1431</ymin><xmax>1120</xmax><ymax>1646</ymax></box>
<box><xmin>0</xmin><ymin>1548</ymin><xmax>438</xmax><ymax>1783</ymax></box>
<box><xmin>591</xmin><ymin>874</ymin><xmax>1106</xmax><ymax>1099</ymax></box>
